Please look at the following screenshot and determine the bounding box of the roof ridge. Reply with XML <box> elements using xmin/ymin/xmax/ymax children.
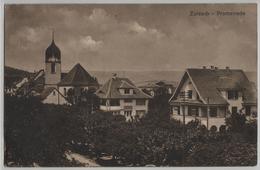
<box><xmin>58</xmin><ymin>63</ymin><xmax>97</xmax><ymax>86</ymax></box>
<box><xmin>120</xmin><ymin>80</ymin><xmax>136</xmax><ymax>88</ymax></box>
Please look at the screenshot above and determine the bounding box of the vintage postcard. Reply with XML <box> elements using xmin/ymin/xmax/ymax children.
<box><xmin>2</xmin><ymin>2</ymin><xmax>258</xmax><ymax>168</ymax></box>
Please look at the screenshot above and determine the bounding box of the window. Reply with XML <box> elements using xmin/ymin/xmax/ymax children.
<box><xmin>188</xmin><ymin>106</ymin><xmax>199</xmax><ymax>116</ymax></box>
<box><xmin>245</xmin><ymin>106</ymin><xmax>251</xmax><ymax>116</ymax></box>
<box><xmin>136</xmin><ymin>99</ymin><xmax>146</xmax><ymax>105</ymax></box>
<box><xmin>100</xmin><ymin>99</ymin><xmax>107</xmax><ymax>105</ymax></box>
<box><xmin>228</xmin><ymin>90</ymin><xmax>238</xmax><ymax>100</ymax></box>
<box><xmin>232</xmin><ymin>107</ymin><xmax>238</xmax><ymax>114</ymax></box>
<box><xmin>124</xmin><ymin>99</ymin><xmax>132</xmax><ymax>103</ymax></box>
<box><xmin>51</xmin><ymin>63</ymin><xmax>56</xmax><ymax>74</ymax></box>
<box><xmin>64</xmin><ymin>88</ymin><xmax>67</xmax><ymax>96</ymax></box>
<box><xmin>174</xmin><ymin>106</ymin><xmax>180</xmax><ymax>115</ymax></box>
<box><xmin>124</xmin><ymin>110</ymin><xmax>132</xmax><ymax>116</ymax></box>
<box><xmin>124</xmin><ymin>89</ymin><xmax>130</xmax><ymax>94</ymax></box>
<box><xmin>188</xmin><ymin>90</ymin><xmax>192</xmax><ymax>99</ymax></box>
<box><xmin>52</xmin><ymin>91</ymin><xmax>56</xmax><ymax>96</ymax></box>
<box><xmin>110</xmin><ymin>99</ymin><xmax>120</xmax><ymax>106</ymax></box>
<box><xmin>180</xmin><ymin>91</ymin><xmax>186</xmax><ymax>98</ymax></box>
<box><xmin>209</xmin><ymin>107</ymin><xmax>217</xmax><ymax>117</ymax></box>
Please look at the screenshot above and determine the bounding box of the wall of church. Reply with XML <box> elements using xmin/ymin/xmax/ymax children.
<box><xmin>42</xmin><ymin>89</ymin><xmax>60</xmax><ymax>104</ymax></box>
<box><xmin>45</xmin><ymin>63</ymin><xmax>61</xmax><ymax>85</ymax></box>
<box><xmin>42</xmin><ymin>89</ymin><xmax>68</xmax><ymax>105</ymax></box>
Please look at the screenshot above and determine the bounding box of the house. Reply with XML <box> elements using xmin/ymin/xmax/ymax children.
<box><xmin>138</xmin><ymin>80</ymin><xmax>176</xmax><ymax>97</ymax></box>
<box><xmin>138</xmin><ymin>82</ymin><xmax>160</xmax><ymax>97</ymax></box>
<box><xmin>12</xmin><ymin>32</ymin><xmax>99</xmax><ymax>105</ymax></box>
<box><xmin>169</xmin><ymin>66</ymin><xmax>257</xmax><ymax>129</ymax></box>
<box><xmin>95</xmin><ymin>74</ymin><xmax>151</xmax><ymax>121</ymax></box>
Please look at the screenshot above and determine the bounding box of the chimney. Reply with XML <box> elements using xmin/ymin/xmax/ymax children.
<box><xmin>112</xmin><ymin>73</ymin><xmax>117</xmax><ymax>79</ymax></box>
<box><xmin>202</xmin><ymin>66</ymin><xmax>206</xmax><ymax>69</ymax></box>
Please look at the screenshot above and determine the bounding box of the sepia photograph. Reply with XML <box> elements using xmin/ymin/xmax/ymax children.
<box><xmin>2</xmin><ymin>2</ymin><xmax>258</xmax><ymax>167</ymax></box>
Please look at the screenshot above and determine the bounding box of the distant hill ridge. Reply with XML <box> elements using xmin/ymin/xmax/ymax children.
<box><xmin>4</xmin><ymin>66</ymin><xmax>34</xmax><ymax>88</ymax></box>
<box><xmin>5</xmin><ymin>66</ymin><xmax>31</xmax><ymax>77</ymax></box>
<box><xmin>4</xmin><ymin>66</ymin><xmax>257</xmax><ymax>87</ymax></box>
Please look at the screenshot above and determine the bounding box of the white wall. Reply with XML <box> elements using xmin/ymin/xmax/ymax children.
<box><xmin>42</xmin><ymin>89</ymin><xmax>59</xmax><ymax>104</ymax></box>
<box><xmin>99</xmin><ymin>98</ymin><xmax>149</xmax><ymax>120</ymax></box>
<box><xmin>177</xmin><ymin>77</ymin><xmax>199</xmax><ymax>100</ymax></box>
<box><xmin>221</xmin><ymin>91</ymin><xmax>243</xmax><ymax>112</ymax></box>
<box><xmin>42</xmin><ymin>89</ymin><xmax>68</xmax><ymax>105</ymax></box>
<box><xmin>58</xmin><ymin>86</ymin><xmax>73</xmax><ymax>97</ymax></box>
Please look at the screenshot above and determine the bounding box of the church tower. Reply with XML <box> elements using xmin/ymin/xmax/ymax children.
<box><xmin>45</xmin><ymin>32</ymin><xmax>61</xmax><ymax>87</ymax></box>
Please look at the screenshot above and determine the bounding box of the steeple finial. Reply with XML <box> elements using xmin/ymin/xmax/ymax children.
<box><xmin>52</xmin><ymin>29</ymin><xmax>55</xmax><ymax>42</ymax></box>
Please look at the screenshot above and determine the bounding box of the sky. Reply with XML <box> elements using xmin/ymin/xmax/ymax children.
<box><xmin>4</xmin><ymin>4</ymin><xmax>257</xmax><ymax>72</ymax></box>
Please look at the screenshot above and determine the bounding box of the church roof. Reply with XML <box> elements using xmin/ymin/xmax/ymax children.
<box><xmin>45</xmin><ymin>40</ymin><xmax>61</xmax><ymax>62</ymax></box>
<box><xmin>58</xmin><ymin>63</ymin><xmax>98</xmax><ymax>86</ymax></box>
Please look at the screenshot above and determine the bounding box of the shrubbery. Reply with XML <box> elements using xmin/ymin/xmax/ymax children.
<box><xmin>4</xmin><ymin>95</ymin><xmax>257</xmax><ymax>167</ymax></box>
<box><xmin>4</xmin><ymin>95</ymin><xmax>84</xmax><ymax>166</ymax></box>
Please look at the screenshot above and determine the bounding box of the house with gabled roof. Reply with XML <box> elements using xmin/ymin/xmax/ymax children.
<box><xmin>57</xmin><ymin>63</ymin><xmax>99</xmax><ymax>104</ymax></box>
<box><xmin>169</xmin><ymin>66</ymin><xmax>257</xmax><ymax>129</ymax></box>
<box><xmin>96</xmin><ymin>74</ymin><xmax>151</xmax><ymax>121</ymax></box>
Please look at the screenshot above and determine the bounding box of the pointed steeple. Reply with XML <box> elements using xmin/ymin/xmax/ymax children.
<box><xmin>52</xmin><ymin>29</ymin><xmax>55</xmax><ymax>42</ymax></box>
<box><xmin>45</xmin><ymin>30</ymin><xmax>61</xmax><ymax>62</ymax></box>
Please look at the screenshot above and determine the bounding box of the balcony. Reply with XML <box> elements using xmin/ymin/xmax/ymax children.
<box><xmin>100</xmin><ymin>105</ymin><xmax>121</xmax><ymax>111</ymax></box>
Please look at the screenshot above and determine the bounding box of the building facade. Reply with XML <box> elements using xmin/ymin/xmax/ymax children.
<box><xmin>96</xmin><ymin>75</ymin><xmax>151</xmax><ymax>121</ymax></box>
<box><xmin>169</xmin><ymin>67</ymin><xmax>257</xmax><ymax>129</ymax></box>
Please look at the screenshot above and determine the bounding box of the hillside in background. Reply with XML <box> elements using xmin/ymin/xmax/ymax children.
<box><xmin>4</xmin><ymin>66</ymin><xmax>257</xmax><ymax>88</ymax></box>
<box><xmin>4</xmin><ymin>66</ymin><xmax>32</xmax><ymax>88</ymax></box>
<box><xmin>89</xmin><ymin>70</ymin><xmax>183</xmax><ymax>86</ymax></box>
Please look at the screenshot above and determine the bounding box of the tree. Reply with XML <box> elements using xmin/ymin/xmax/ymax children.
<box><xmin>225</xmin><ymin>112</ymin><xmax>246</xmax><ymax>132</ymax></box>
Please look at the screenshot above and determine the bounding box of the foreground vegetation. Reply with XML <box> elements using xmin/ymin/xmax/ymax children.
<box><xmin>4</xmin><ymin>95</ymin><xmax>257</xmax><ymax>167</ymax></box>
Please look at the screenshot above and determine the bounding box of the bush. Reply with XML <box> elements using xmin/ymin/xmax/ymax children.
<box><xmin>4</xmin><ymin>95</ymin><xmax>257</xmax><ymax>167</ymax></box>
<box><xmin>243</xmin><ymin>120</ymin><xmax>257</xmax><ymax>143</ymax></box>
<box><xmin>219</xmin><ymin>125</ymin><xmax>226</xmax><ymax>133</ymax></box>
<box><xmin>225</xmin><ymin>113</ymin><xmax>246</xmax><ymax>132</ymax></box>
<box><xmin>4</xmin><ymin>95</ymin><xmax>84</xmax><ymax>166</ymax></box>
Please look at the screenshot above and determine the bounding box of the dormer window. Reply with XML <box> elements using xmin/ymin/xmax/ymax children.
<box><xmin>228</xmin><ymin>90</ymin><xmax>238</xmax><ymax>100</ymax></box>
<box><xmin>124</xmin><ymin>89</ymin><xmax>130</xmax><ymax>94</ymax></box>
